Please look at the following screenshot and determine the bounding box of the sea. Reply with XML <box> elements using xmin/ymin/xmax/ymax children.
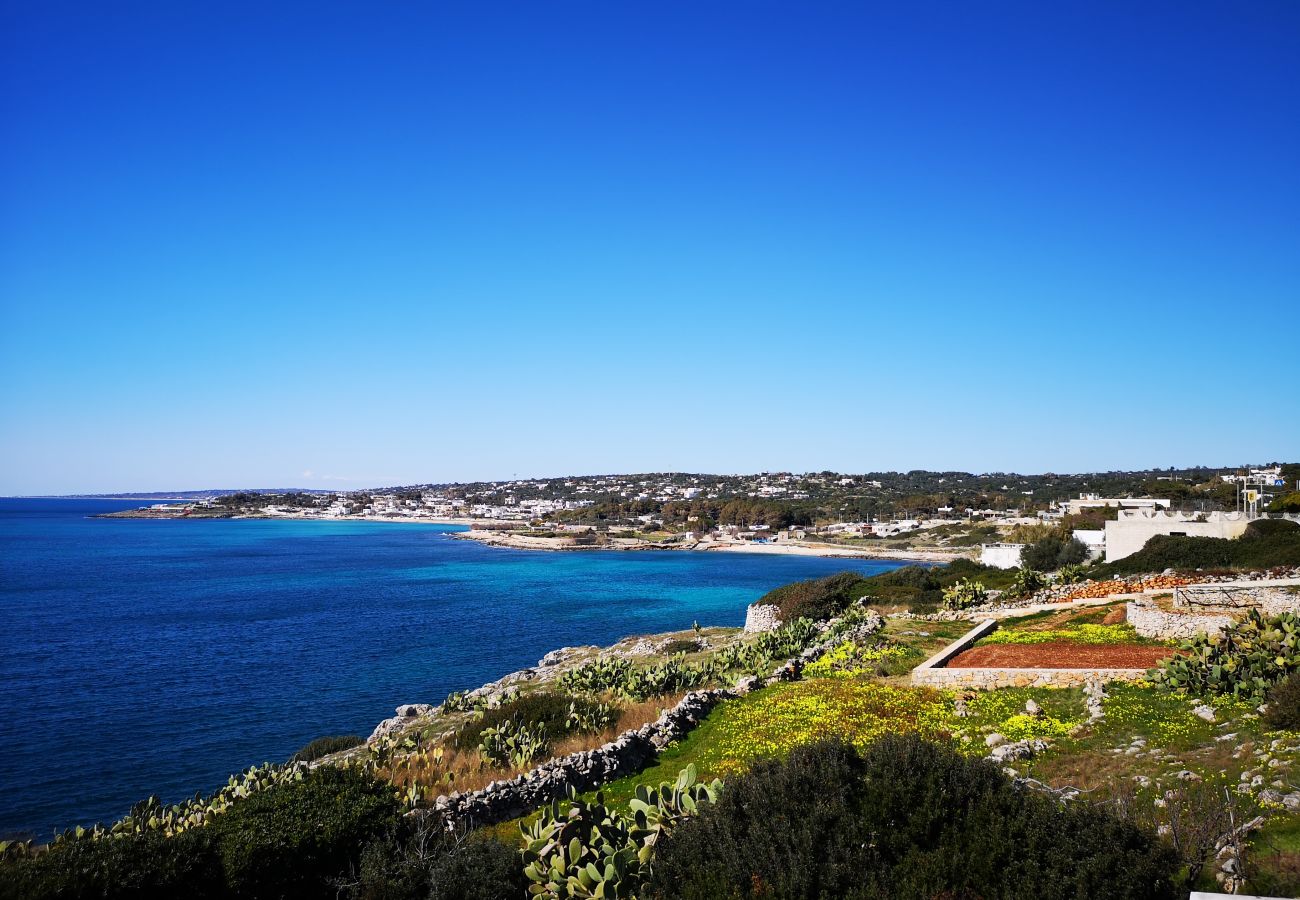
<box><xmin>0</xmin><ymin>497</ymin><xmax>911</xmax><ymax>839</ymax></box>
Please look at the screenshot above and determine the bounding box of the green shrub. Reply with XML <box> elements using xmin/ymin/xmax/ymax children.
<box><xmin>291</xmin><ymin>734</ymin><xmax>364</xmax><ymax>763</ymax></box>
<box><xmin>1269</xmin><ymin>492</ymin><xmax>1300</xmax><ymax>514</ymax></box>
<box><xmin>1022</xmin><ymin>536</ymin><xmax>1089</xmax><ymax>571</ymax></box>
<box><xmin>1153</xmin><ymin>609</ymin><xmax>1300</xmax><ymax>702</ymax></box>
<box><xmin>759</xmin><ymin>571</ymin><xmax>871</xmax><ymax>621</ymax></box>
<box><xmin>868</xmin><ymin>565</ymin><xmax>938</xmax><ymax>590</ymax></box>
<box><xmin>0</xmin><ymin>830</ymin><xmax>224</xmax><ymax>900</ymax></box>
<box><xmin>660</xmin><ymin>639</ymin><xmax>703</xmax><ymax>655</ymax></box>
<box><xmin>213</xmin><ymin>765</ymin><xmax>401</xmax><ymax>899</ymax></box>
<box><xmin>451</xmin><ymin>692</ymin><xmax>617</xmax><ymax>752</ymax></box>
<box><xmin>648</xmin><ymin>736</ymin><xmax>1178</xmax><ymax>900</ymax></box>
<box><xmin>939</xmin><ymin>558</ymin><xmax>1020</xmax><ymax>590</ymax></box>
<box><xmin>1264</xmin><ymin>673</ymin><xmax>1300</xmax><ymax>730</ymax></box>
<box><xmin>345</xmin><ymin>826</ymin><xmax>525</xmax><ymax>900</ymax></box>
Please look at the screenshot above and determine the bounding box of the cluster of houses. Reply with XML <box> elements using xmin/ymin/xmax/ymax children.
<box><xmin>980</xmin><ymin>483</ymin><xmax>1297</xmax><ymax>568</ymax></box>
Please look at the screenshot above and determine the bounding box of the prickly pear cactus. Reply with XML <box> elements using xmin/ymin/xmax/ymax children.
<box><xmin>520</xmin><ymin>766</ymin><xmax>721</xmax><ymax>899</ymax></box>
<box><xmin>1152</xmin><ymin>609</ymin><xmax>1300</xmax><ymax>702</ymax></box>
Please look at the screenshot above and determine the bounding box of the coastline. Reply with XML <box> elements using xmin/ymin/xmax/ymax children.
<box><xmin>96</xmin><ymin>507</ymin><xmax>965</xmax><ymax>562</ymax></box>
<box><xmin>98</xmin><ymin>509</ymin><xmax>480</xmax><ymax>527</ymax></box>
<box><xmin>450</xmin><ymin>528</ymin><xmax>966</xmax><ymax>562</ymax></box>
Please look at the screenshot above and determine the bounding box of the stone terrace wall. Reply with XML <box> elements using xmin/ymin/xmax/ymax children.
<box><xmin>910</xmin><ymin>618</ymin><xmax>1147</xmax><ymax>689</ymax></box>
<box><xmin>1176</xmin><ymin>583</ymin><xmax>1300</xmax><ymax>615</ymax></box>
<box><xmin>1128</xmin><ymin>601</ymin><xmax>1234</xmax><ymax>641</ymax></box>
<box><xmin>423</xmin><ymin>687</ymin><xmax>735</xmax><ymax>830</ymax></box>
<box><xmin>422</xmin><ymin>618</ymin><xmax>863</xmax><ymax>831</ymax></box>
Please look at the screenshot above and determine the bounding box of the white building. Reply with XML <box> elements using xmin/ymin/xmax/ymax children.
<box><xmin>1103</xmin><ymin>510</ymin><xmax>1251</xmax><ymax>563</ymax></box>
<box><xmin>1062</xmin><ymin>494</ymin><xmax>1172</xmax><ymax>516</ymax></box>
<box><xmin>980</xmin><ymin>543</ymin><xmax>1025</xmax><ymax>569</ymax></box>
<box><xmin>1072</xmin><ymin>529</ymin><xmax>1106</xmax><ymax>561</ymax></box>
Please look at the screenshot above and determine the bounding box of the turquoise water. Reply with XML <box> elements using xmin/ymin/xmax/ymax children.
<box><xmin>0</xmin><ymin>498</ymin><xmax>910</xmax><ymax>839</ymax></box>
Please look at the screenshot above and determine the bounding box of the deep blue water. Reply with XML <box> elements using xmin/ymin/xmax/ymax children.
<box><xmin>0</xmin><ymin>498</ymin><xmax>909</xmax><ymax>839</ymax></box>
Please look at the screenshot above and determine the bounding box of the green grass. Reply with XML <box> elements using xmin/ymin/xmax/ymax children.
<box><xmin>1085</xmin><ymin>682</ymin><xmax>1253</xmax><ymax>751</ymax></box>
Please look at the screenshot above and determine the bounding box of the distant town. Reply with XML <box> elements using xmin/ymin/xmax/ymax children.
<box><xmin>106</xmin><ymin>464</ymin><xmax>1300</xmax><ymax>566</ymax></box>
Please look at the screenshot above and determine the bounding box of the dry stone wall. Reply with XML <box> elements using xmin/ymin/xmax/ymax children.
<box><xmin>743</xmin><ymin>603</ymin><xmax>781</xmax><ymax>633</ymax></box>
<box><xmin>423</xmin><ymin>687</ymin><xmax>735</xmax><ymax>830</ymax></box>
<box><xmin>419</xmin><ymin>617</ymin><xmax>862</xmax><ymax>831</ymax></box>
<box><xmin>1176</xmin><ymin>583</ymin><xmax>1300</xmax><ymax>615</ymax></box>
<box><xmin>1127</xmin><ymin>601</ymin><xmax>1234</xmax><ymax>641</ymax></box>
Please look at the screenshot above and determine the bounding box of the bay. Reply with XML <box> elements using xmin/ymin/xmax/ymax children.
<box><xmin>0</xmin><ymin>498</ymin><xmax>909</xmax><ymax>839</ymax></box>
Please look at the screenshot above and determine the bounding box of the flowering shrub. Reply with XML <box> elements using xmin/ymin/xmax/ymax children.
<box><xmin>695</xmin><ymin>680</ymin><xmax>958</xmax><ymax>774</ymax></box>
<box><xmin>802</xmin><ymin>640</ymin><xmax>915</xmax><ymax>678</ymax></box>
<box><xmin>962</xmin><ymin>688</ymin><xmax>1086</xmax><ymax>743</ymax></box>
<box><xmin>981</xmin><ymin>623</ymin><xmax>1151</xmax><ymax>646</ymax></box>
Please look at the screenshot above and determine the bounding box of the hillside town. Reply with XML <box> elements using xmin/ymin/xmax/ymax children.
<box><xmin>112</xmin><ymin>465</ymin><xmax>1300</xmax><ymax>565</ymax></box>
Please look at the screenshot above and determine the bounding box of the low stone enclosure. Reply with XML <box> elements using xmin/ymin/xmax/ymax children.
<box><xmin>1128</xmin><ymin>578</ymin><xmax>1300</xmax><ymax>641</ymax></box>
<box><xmin>420</xmin><ymin>622</ymin><xmax>861</xmax><ymax>832</ymax></box>
<box><xmin>911</xmin><ymin>619</ymin><xmax>1151</xmax><ymax>690</ymax></box>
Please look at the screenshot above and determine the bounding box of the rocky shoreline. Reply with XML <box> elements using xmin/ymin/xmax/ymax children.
<box><xmin>450</xmin><ymin>527</ymin><xmax>966</xmax><ymax>562</ymax></box>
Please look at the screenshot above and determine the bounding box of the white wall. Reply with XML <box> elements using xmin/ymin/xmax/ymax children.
<box><xmin>1103</xmin><ymin>511</ymin><xmax>1250</xmax><ymax>563</ymax></box>
<box><xmin>1072</xmin><ymin>529</ymin><xmax>1106</xmax><ymax>560</ymax></box>
<box><xmin>980</xmin><ymin>543</ymin><xmax>1024</xmax><ymax>569</ymax></box>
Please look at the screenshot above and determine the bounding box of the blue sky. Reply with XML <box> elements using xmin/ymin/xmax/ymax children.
<box><xmin>1</xmin><ymin>2</ymin><xmax>1296</xmax><ymax>494</ymax></box>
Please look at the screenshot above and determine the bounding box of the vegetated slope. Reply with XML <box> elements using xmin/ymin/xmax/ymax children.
<box><xmin>648</xmin><ymin>736</ymin><xmax>1178</xmax><ymax>900</ymax></box>
<box><xmin>755</xmin><ymin>560</ymin><xmax>1019</xmax><ymax>619</ymax></box>
<box><xmin>1094</xmin><ymin>518</ymin><xmax>1300</xmax><ymax>577</ymax></box>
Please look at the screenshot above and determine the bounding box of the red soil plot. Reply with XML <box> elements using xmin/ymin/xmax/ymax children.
<box><xmin>945</xmin><ymin>641</ymin><xmax>1176</xmax><ymax>670</ymax></box>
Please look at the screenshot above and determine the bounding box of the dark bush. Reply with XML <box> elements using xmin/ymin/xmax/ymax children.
<box><xmin>660</xmin><ymin>639</ymin><xmax>703</xmax><ymax>655</ymax></box>
<box><xmin>1021</xmin><ymin>536</ymin><xmax>1089</xmax><ymax>571</ymax></box>
<box><xmin>291</xmin><ymin>734</ymin><xmax>364</xmax><ymax>763</ymax></box>
<box><xmin>344</xmin><ymin>825</ymin><xmax>525</xmax><ymax>900</ymax></box>
<box><xmin>451</xmin><ymin>691</ymin><xmax>616</xmax><ymax>751</ymax></box>
<box><xmin>0</xmin><ymin>830</ymin><xmax>224</xmax><ymax>900</ymax></box>
<box><xmin>1264</xmin><ymin>673</ymin><xmax>1300</xmax><ymax>731</ymax></box>
<box><xmin>832</xmin><ymin>562</ymin><xmax>1016</xmax><ymax>612</ymax></box>
<box><xmin>1268</xmin><ymin>492</ymin><xmax>1300</xmax><ymax>514</ymax></box>
<box><xmin>939</xmin><ymin>557</ymin><xmax>1021</xmax><ymax>590</ymax></box>
<box><xmin>213</xmin><ymin>765</ymin><xmax>401</xmax><ymax>899</ymax></box>
<box><xmin>649</xmin><ymin>735</ymin><xmax>1178</xmax><ymax>900</ymax></box>
<box><xmin>868</xmin><ymin>565</ymin><xmax>938</xmax><ymax>590</ymax></box>
<box><xmin>759</xmin><ymin>572</ymin><xmax>871</xmax><ymax>621</ymax></box>
<box><xmin>1245</xmin><ymin>518</ymin><xmax>1300</xmax><ymax>540</ymax></box>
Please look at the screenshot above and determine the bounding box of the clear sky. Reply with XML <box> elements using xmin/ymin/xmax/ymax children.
<box><xmin>1</xmin><ymin>2</ymin><xmax>1296</xmax><ymax>494</ymax></box>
